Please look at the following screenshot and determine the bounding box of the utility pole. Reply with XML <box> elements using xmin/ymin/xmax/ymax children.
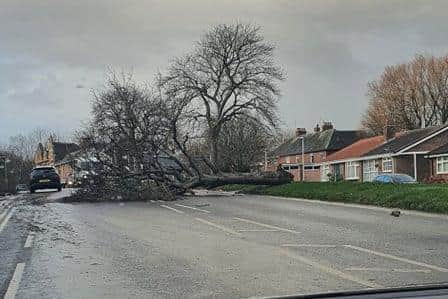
<box><xmin>300</xmin><ymin>136</ymin><xmax>305</xmax><ymax>182</ymax></box>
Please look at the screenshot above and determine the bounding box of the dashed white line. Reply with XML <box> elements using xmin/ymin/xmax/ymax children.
<box><xmin>233</xmin><ymin>217</ymin><xmax>300</xmax><ymax>235</ymax></box>
<box><xmin>345</xmin><ymin>267</ymin><xmax>431</xmax><ymax>274</ymax></box>
<box><xmin>0</xmin><ymin>208</ymin><xmax>15</xmax><ymax>233</ymax></box>
<box><xmin>160</xmin><ymin>205</ymin><xmax>184</xmax><ymax>214</ymax></box>
<box><xmin>343</xmin><ymin>245</ymin><xmax>448</xmax><ymax>273</ymax></box>
<box><xmin>237</xmin><ymin>229</ymin><xmax>278</xmax><ymax>232</ymax></box>
<box><xmin>195</xmin><ymin>218</ymin><xmax>241</xmax><ymax>236</ymax></box>
<box><xmin>24</xmin><ymin>233</ymin><xmax>35</xmax><ymax>248</ymax></box>
<box><xmin>174</xmin><ymin>204</ymin><xmax>210</xmax><ymax>213</ymax></box>
<box><xmin>279</xmin><ymin>248</ymin><xmax>382</xmax><ymax>288</ymax></box>
<box><xmin>4</xmin><ymin>262</ymin><xmax>26</xmax><ymax>299</ymax></box>
<box><xmin>281</xmin><ymin>244</ymin><xmax>338</xmax><ymax>248</ymax></box>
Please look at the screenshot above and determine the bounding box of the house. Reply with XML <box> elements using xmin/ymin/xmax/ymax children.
<box><xmin>360</xmin><ymin>124</ymin><xmax>448</xmax><ymax>182</ymax></box>
<box><xmin>426</xmin><ymin>143</ymin><xmax>448</xmax><ymax>181</ymax></box>
<box><xmin>269</xmin><ymin>122</ymin><xmax>370</xmax><ymax>181</ymax></box>
<box><xmin>34</xmin><ymin>135</ymin><xmax>81</xmax><ymax>184</ymax></box>
<box><xmin>322</xmin><ymin>135</ymin><xmax>385</xmax><ymax>181</ymax></box>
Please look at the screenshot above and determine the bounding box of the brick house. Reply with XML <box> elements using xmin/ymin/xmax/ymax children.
<box><xmin>426</xmin><ymin>144</ymin><xmax>448</xmax><ymax>181</ymax></box>
<box><xmin>269</xmin><ymin>123</ymin><xmax>370</xmax><ymax>181</ymax></box>
<box><xmin>322</xmin><ymin>135</ymin><xmax>385</xmax><ymax>181</ymax></box>
<box><xmin>360</xmin><ymin>124</ymin><xmax>448</xmax><ymax>182</ymax></box>
<box><xmin>34</xmin><ymin>136</ymin><xmax>80</xmax><ymax>183</ymax></box>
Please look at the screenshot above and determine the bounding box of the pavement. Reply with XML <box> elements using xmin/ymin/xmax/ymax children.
<box><xmin>1</xmin><ymin>190</ymin><xmax>448</xmax><ymax>298</ymax></box>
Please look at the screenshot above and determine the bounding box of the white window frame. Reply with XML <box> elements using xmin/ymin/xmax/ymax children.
<box><xmin>436</xmin><ymin>156</ymin><xmax>448</xmax><ymax>174</ymax></box>
<box><xmin>382</xmin><ymin>157</ymin><xmax>393</xmax><ymax>173</ymax></box>
<box><xmin>363</xmin><ymin>159</ymin><xmax>378</xmax><ymax>182</ymax></box>
<box><xmin>345</xmin><ymin>161</ymin><xmax>360</xmax><ymax>180</ymax></box>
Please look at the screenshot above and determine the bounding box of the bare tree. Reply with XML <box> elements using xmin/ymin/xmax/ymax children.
<box><xmin>362</xmin><ymin>54</ymin><xmax>448</xmax><ymax>134</ymax></box>
<box><xmin>160</xmin><ymin>23</ymin><xmax>284</xmax><ymax>170</ymax></box>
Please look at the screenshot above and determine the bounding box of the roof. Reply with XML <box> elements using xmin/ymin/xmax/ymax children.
<box><xmin>272</xmin><ymin>129</ymin><xmax>370</xmax><ymax>157</ymax></box>
<box><xmin>363</xmin><ymin>125</ymin><xmax>448</xmax><ymax>156</ymax></box>
<box><xmin>325</xmin><ymin>135</ymin><xmax>385</xmax><ymax>163</ymax></box>
<box><xmin>428</xmin><ymin>143</ymin><xmax>448</xmax><ymax>156</ymax></box>
<box><xmin>53</xmin><ymin>142</ymin><xmax>81</xmax><ymax>162</ymax></box>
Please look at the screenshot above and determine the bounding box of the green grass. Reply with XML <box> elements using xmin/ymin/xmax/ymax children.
<box><xmin>220</xmin><ymin>182</ymin><xmax>448</xmax><ymax>214</ymax></box>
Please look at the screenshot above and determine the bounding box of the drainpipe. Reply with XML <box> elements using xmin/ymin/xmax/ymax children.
<box><xmin>413</xmin><ymin>153</ymin><xmax>418</xmax><ymax>181</ymax></box>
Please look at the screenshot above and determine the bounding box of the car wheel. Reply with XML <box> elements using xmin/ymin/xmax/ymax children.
<box><xmin>58</xmin><ymin>187</ymin><xmax>62</xmax><ymax>192</ymax></box>
<box><xmin>30</xmin><ymin>188</ymin><xmax>35</xmax><ymax>194</ymax></box>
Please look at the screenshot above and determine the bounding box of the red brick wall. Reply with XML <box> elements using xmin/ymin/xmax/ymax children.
<box><xmin>55</xmin><ymin>163</ymin><xmax>74</xmax><ymax>185</ymax></box>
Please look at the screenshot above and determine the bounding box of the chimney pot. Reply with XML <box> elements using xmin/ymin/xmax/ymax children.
<box><xmin>295</xmin><ymin>128</ymin><xmax>307</xmax><ymax>137</ymax></box>
<box><xmin>322</xmin><ymin>122</ymin><xmax>334</xmax><ymax>131</ymax></box>
<box><xmin>314</xmin><ymin>124</ymin><xmax>321</xmax><ymax>133</ymax></box>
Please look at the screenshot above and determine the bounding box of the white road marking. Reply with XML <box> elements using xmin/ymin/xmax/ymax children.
<box><xmin>24</xmin><ymin>233</ymin><xmax>35</xmax><ymax>248</ymax></box>
<box><xmin>160</xmin><ymin>205</ymin><xmax>184</xmax><ymax>214</ymax></box>
<box><xmin>195</xmin><ymin>218</ymin><xmax>241</xmax><ymax>236</ymax></box>
<box><xmin>279</xmin><ymin>248</ymin><xmax>382</xmax><ymax>288</ymax></box>
<box><xmin>150</xmin><ymin>200</ymin><xmax>156</xmax><ymax>203</ymax></box>
<box><xmin>281</xmin><ymin>244</ymin><xmax>338</xmax><ymax>248</ymax></box>
<box><xmin>0</xmin><ymin>208</ymin><xmax>14</xmax><ymax>233</ymax></box>
<box><xmin>237</xmin><ymin>229</ymin><xmax>278</xmax><ymax>232</ymax></box>
<box><xmin>233</xmin><ymin>217</ymin><xmax>300</xmax><ymax>235</ymax></box>
<box><xmin>174</xmin><ymin>204</ymin><xmax>210</xmax><ymax>213</ymax></box>
<box><xmin>343</xmin><ymin>245</ymin><xmax>448</xmax><ymax>273</ymax></box>
<box><xmin>4</xmin><ymin>262</ymin><xmax>26</xmax><ymax>299</ymax></box>
<box><xmin>345</xmin><ymin>267</ymin><xmax>431</xmax><ymax>274</ymax></box>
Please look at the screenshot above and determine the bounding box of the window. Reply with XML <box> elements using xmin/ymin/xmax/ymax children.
<box><xmin>309</xmin><ymin>154</ymin><xmax>314</xmax><ymax>163</ymax></box>
<box><xmin>345</xmin><ymin>161</ymin><xmax>360</xmax><ymax>180</ymax></box>
<box><xmin>382</xmin><ymin>157</ymin><xmax>393</xmax><ymax>173</ymax></box>
<box><xmin>363</xmin><ymin>159</ymin><xmax>378</xmax><ymax>182</ymax></box>
<box><xmin>304</xmin><ymin>165</ymin><xmax>320</xmax><ymax>171</ymax></box>
<box><xmin>436</xmin><ymin>156</ymin><xmax>448</xmax><ymax>174</ymax></box>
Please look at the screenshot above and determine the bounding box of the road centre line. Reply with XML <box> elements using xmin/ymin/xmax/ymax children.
<box><xmin>0</xmin><ymin>208</ymin><xmax>15</xmax><ymax>233</ymax></box>
<box><xmin>237</xmin><ymin>229</ymin><xmax>277</xmax><ymax>232</ymax></box>
<box><xmin>345</xmin><ymin>267</ymin><xmax>431</xmax><ymax>274</ymax></box>
<box><xmin>281</xmin><ymin>244</ymin><xmax>338</xmax><ymax>248</ymax></box>
<box><xmin>160</xmin><ymin>205</ymin><xmax>184</xmax><ymax>214</ymax></box>
<box><xmin>279</xmin><ymin>248</ymin><xmax>382</xmax><ymax>289</ymax></box>
<box><xmin>174</xmin><ymin>204</ymin><xmax>210</xmax><ymax>213</ymax></box>
<box><xmin>24</xmin><ymin>233</ymin><xmax>35</xmax><ymax>248</ymax></box>
<box><xmin>4</xmin><ymin>263</ymin><xmax>26</xmax><ymax>299</ymax></box>
<box><xmin>233</xmin><ymin>217</ymin><xmax>300</xmax><ymax>234</ymax></box>
<box><xmin>343</xmin><ymin>245</ymin><xmax>448</xmax><ymax>273</ymax></box>
<box><xmin>195</xmin><ymin>218</ymin><xmax>241</xmax><ymax>236</ymax></box>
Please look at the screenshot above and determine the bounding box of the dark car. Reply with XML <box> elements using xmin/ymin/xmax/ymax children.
<box><xmin>15</xmin><ymin>184</ymin><xmax>28</xmax><ymax>193</ymax></box>
<box><xmin>30</xmin><ymin>166</ymin><xmax>62</xmax><ymax>193</ymax></box>
<box><xmin>373</xmin><ymin>173</ymin><xmax>416</xmax><ymax>184</ymax></box>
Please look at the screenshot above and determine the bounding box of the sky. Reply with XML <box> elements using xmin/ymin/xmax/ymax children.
<box><xmin>1</xmin><ymin>0</ymin><xmax>448</xmax><ymax>143</ymax></box>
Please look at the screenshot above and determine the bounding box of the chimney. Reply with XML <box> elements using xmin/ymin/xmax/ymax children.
<box><xmin>383</xmin><ymin>125</ymin><xmax>396</xmax><ymax>141</ymax></box>
<box><xmin>322</xmin><ymin>121</ymin><xmax>334</xmax><ymax>131</ymax></box>
<box><xmin>295</xmin><ymin>128</ymin><xmax>307</xmax><ymax>137</ymax></box>
<box><xmin>314</xmin><ymin>124</ymin><xmax>321</xmax><ymax>133</ymax></box>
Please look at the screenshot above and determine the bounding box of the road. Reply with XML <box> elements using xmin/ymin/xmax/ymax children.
<box><xmin>1</xmin><ymin>190</ymin><xmax>448</xmax><ymax>298</ymax></box>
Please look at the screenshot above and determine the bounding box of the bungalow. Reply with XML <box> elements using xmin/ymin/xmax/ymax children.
<box><xmin>360</xmin><ymin>124</ymin><xmax>448</xmax><ymax>182</ymax></box>
<box><xmin>322</xmin><ymin>135</ymin><xmax>385</xmax><ymax>181</ymax></box>
<box><xmin>269</xmin><ymin>122</ymin><xmax>370</xmax><ymax>181</ymax></box>
<box><xmin>426</xmin><ymin>143</ymin><xmax>448</xmax><ymax>182</ymax></box>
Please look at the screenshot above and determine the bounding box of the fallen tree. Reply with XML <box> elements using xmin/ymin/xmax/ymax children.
<box><xmin>74</xmin><ymin>23</ymin><xmax>290</xmax><ymax>201</ymax></box>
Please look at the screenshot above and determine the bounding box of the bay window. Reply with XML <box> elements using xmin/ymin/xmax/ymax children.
<box><xmin>436</xmin><ymin>156</ymin><xmax>448</xmax><ymax>174</ymax></box>
<box><xmin>345</xmin><ymin>161</ymin><xmax>360</xmax><ymax>180</ymax></box>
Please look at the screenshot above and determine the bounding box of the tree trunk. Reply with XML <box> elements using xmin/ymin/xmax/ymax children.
<box><xmin>184</xmin><ymin>170</ymin><xmax>293</xmax><ymax>190</ymax></box>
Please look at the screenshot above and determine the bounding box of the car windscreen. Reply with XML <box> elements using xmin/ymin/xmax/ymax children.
<box><xmin>31</xmin><ymin>168</ymin><xmax>56</xmax><ymax>176</ymax></box>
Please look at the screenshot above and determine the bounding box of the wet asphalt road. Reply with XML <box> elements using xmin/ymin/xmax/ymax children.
<box><xmin>1</xmin><ymin>190</ymin><xmax>448</xmax><ymax>298</ymax></box>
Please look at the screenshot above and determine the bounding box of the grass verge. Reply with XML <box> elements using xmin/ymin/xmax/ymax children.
<box><xmin>220</xmin><ymin>182</ymin><xmax>448</xmax><ymax>214</ymax></box>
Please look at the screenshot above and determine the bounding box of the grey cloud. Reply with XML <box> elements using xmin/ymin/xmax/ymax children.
<box><xmin>1</xmin><ymin>0</ymin><xmax>448</xmax><ymax>142</ymax></box>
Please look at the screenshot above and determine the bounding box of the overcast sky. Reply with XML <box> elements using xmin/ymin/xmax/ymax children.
<box><xmin>1</xmin><ymin>0</ymin><xmax>448</xmax><ymax>142</ymax></box>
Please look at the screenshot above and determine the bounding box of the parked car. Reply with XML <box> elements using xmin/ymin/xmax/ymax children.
<box><xmin>29</xmin><ymin>166</ymin><xmax>62</xmax><ymax>193</ymax></box>
<box><xmin>15</xmin><ymin>184</ymin><xmax>28</xmax><ymax>193</ymax></box>
<box><xmin>373</xmin><ymin>173</ymin><xmax>416</xmax><ymax>184</ymax></box>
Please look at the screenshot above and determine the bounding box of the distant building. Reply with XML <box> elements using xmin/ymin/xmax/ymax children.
<box><xmin>269</xmin><ymin>122</ymin><xmax>371</xmax><ymax>181</ymax></box>
<box><xmin>34</xmin><ymin>135</ymin><xmax>81</xmax><ymax>184</ymax></box>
